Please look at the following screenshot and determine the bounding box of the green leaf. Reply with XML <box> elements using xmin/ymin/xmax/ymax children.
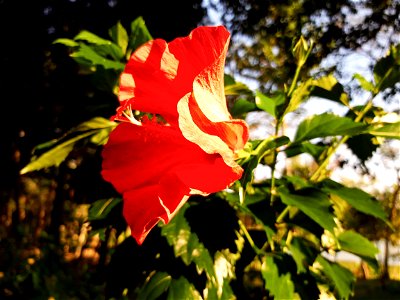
<box><xmin>71</xmin><ymin>43</ymin><xmax>125</xmax><ymax>70</ymax></box>
<box><xmin>137</xmin><ymin>272</ymin><xmax>172</xmax><ymax>300</ymax></box>
<box><xmin>108</xmin><ymin>21</ymin><xmax>128</xmax><ymax>54</ymax></box>
<box><xmin>310</xmin><ymin>74</ymin><xmax>349</xmax><ymax>106</ymax></box>
<box><xmin>353</xmin><ymin>73</ymin><xmax>375</xmax><ymax>93</ymax></box>
<box><xmin>20</xmin><ymin>117</ymin><xmax>116</xmax><ymax>174</ymax></box>
<box><xmin>74</xmin><ymin>30</ymin><xmax>124</xmax><ymax>60</ymax></box>
<box><xmin>374</xmin><ymin>44</ymin><xmax>400</xmax><ymax>92</ymax></box>
<box><xmin>255</xmin><ymin>90</ymin><xmax>285</xmax><ymax>118</ymax></box>
<box><xmin>230</xmin><ymin>98</ymin><xmax>257</xmax><ymax>117</ymax></box>
<box><xmin>53</xmin><ymin>38</ymin><xmax>79</xmax><ymax>47</ymax></box>
<box><xmin>293</xmin><ymin>113</ymin><xmax>367</xmax><ymax>143</ymax></box>
<box><xmin>285</xmin><ymin>78</ymin><xmax>313</xmax><ymax>114</ymax></box>
<box><xmin>261</xmin><ymin>256</ymin><xmax>297</xmax><ymax>300</ymax></box>
<box><xmin>128</xmin><ymin>16</ymin><xmax>153</xmax><ymax>53</ymax></box>
<box><xmin>285</xmin><ymin>141</ymin><xmax>326</xmax><ymax>161</ymax></box>
<box><xmin>88</xmin><ymin>198</ymin><xmax>122</xmax><ymax>221</ymax></box>
<box><xmin>279</xmin><ymin>187</ymin><xmax>336</xmax><ymax>234</ymax></box>
<box><xmin>167</xmin><ymin>277</ymin><xmax>202</xmax><ymax>300</ymax></box>
<box><xmin>161</xmin><ymin>204</ymin><xmax>215</xmax><ymax>277</ymax></box>
<box><xmin>367</xmin><ymin>121</ymin><xmax>400</xmax><ymax>139</ymax></box>
<box><xmin>321</xmin><ymin>180</ymin><xmax>388</xmax><ymax>224</ymax></box>
<box><xmin>20</xmin><ymin>131</ymin><xmax>93</xmax><ymax>174</ymax></box>
<box><xmin>316</xmin><ymin>255</ymin><xmax>355</xmax><ymax>300</ymax></box>
<box><xmin>337</xmin><ymin>230</ymin><xmax>379</xmax><ymax>259</ymax></box>
<box><xmin>288</xmin><ymin>237</ymin><xmax>319</xmax><ymax>274</ymax></box>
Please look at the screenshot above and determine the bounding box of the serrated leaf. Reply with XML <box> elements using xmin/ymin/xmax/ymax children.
<box><xmin>316</xmin><ymin>255</ymin><xmax>355</xmax><ymax>300</ymax></box>
<box><xmin>337</xmin><ymin>230</ymin><xmax>379</xmax><ymax>259</ymax></box>
<box><xmin>108</xmin><ymin>21</ymin><xmax>128</xmax><ymax>54</ymax></box>
<box><xmin>285</xmin><ymin>78</ymin><xmax>313</xmax><ymax>114</ymax></box>
<box><xmin>137</xmin><ymin>271</ymin><xmax>172</xmax><ymax>300</ymax></box>
<box><xmin>88</xmin><ymin>198</ymin><xmax>122</xmax><ymax>221</ymax></box>
<box><xmin>279</xmin><ymin>187</ymin><xmax>336</xmax><ymax>234</ymax></box>
<box><xmin>321</xmin><ymin>179</ymin><xmax>388</xmax><ymax>224</ymax></box>
<box><xmin>261</xmin><ymin>256</ymin><xmax>296</xmax><ymax>300</ymax></box>
<box><xmin>128</xmin><ymin>16</ymin><xmax>153</xmax><ymax>53</ymax></box>
<box><xmin>167</xmin><ymin>277</ymin><xmax>202</xmax><ymax>300</ymax></box>
<box><xmin>293</xmin><ymin>113</ymin><xmax>367</xmax><ymax>143</ymax></box>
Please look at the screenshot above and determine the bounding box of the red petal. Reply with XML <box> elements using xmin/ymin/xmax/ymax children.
<box><xmin>116</xmin><ymin>26</ymin><xmax>231</xmax><ymax>124</ymax></box>
<box><xmin>101</xmin><ymin>122</ymin><xmax>242</xmax><ymax>244</ymax></box>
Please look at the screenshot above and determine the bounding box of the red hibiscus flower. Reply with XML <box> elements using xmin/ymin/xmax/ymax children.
<box><xmin>101</xmin><ymin>25</ymin><xmax>249</xmax><ymax>245</ymax></box>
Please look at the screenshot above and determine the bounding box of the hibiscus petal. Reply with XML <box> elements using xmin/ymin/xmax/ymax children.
<box><xmin>101</xmin><ymin>121</ymin><xmax>243</xmax><ymax>244</ymax></box>
<box><xmin>115</xmin><ymin>26</ymin><xmax>231</xmax><ymax>124</ymax></box>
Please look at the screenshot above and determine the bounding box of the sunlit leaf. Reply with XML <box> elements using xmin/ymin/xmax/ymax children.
<box><xmin>353</xmin><ymin>73</ymin><xmax>375</xmax><ymax>93</ymax></box>
<box><xmin>20</xmin><ymin>117</ymin><xmax>116</xmax><ymax>174</ymax></box>
<box><xmin>230</xmin><ymin>98</ymin><xmax>257</xmax><ymax>117</ymax></box>
<box><xmin>279</xmin><ymin>187</ymin><xmax>336</xmax><ymax>234</ymax></box>
<box><xmin>74</xmin><ymin>30</ymin><xmax>124</xmax><ymax>60</ymax></box>
<box><xmin>109</xmin><ymin>21</ymin><xmax>128</xmax><ymax>54</ymax></box>
<box><xmin>53</xmin><ymin>38</ymin><xmax>79</xmax><ymax>47</ymax></box>
<box><xmin>316</xmin><ymin>255</ymin><xmax>355</xmax><ymax>300</ymax></box>
<box><xmin>137</xmin><ymin>271</ymin><xmax>171</xmax><ymax>300</ymax></box>
<box><xmin>288</xmin><ymin>237</ymin><xmax>319</xmax><ymax>274</ymax></box>
<box><xmin>261</xmin><ymin>256</ymin><xmax>297</xmax><ymax>300</ymax></box>
<box><xmin>128</xmin><ymin>16</ymin><xmax>153</xmax><ymax>53</ymax></box>
<box><xmin>293</xmin><ymin>113</ymin><xmax>367</xmax><ymax>143</ymax></box>
<box><xmin>367</xmin><ymin>121</ymin><xmax>400</xmax><ymax>139</ymax></box>
<box><xmin>337</xmin><ymin>230</ymin><xmax>379</xmax><ymax>259</ymax></box>
<box><xmin>255</xmin><ymin>90</ymin><xmax>285</xmax><ymax>118</ymax></box>
<box><xmin>167</xmin><ymin>277</ymin><xmax>202</xmax><ymax>300</ymax></box>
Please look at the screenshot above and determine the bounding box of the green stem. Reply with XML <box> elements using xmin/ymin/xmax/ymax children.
<box><xmin>276</xmin><ymin>205</ymin><xmax>291</xmax><ymax>223</ymax></box>
<box><xmin>269</xmin><ymin>122</ymin><xmax>281</xmax><ymax>205</ymax></box>
<box><xmin>238</xmin><ymin>219</ymin><xmax>263</xmax><ymax>255</ymax></box>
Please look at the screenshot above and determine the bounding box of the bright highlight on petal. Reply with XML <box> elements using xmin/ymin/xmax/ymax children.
<box><xmin>101</xmin><ymin>25</ymin><xmax>249</xmax><ymax>245</ymax></box>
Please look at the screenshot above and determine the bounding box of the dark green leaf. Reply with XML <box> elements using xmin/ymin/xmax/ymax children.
<box><xmin>137</xmin><ymin>272</ymin><xmax>171</xmax><ymax>300</ymax></box>
<box><xmin>288</xmin><ymin>237</ymin><xmax>319</xmax><ymax>274</ymax></box>
<box><xmin>316</xmin><ymin>255</ymin><xmax>355</xmax><ymax>300</ymax></box>
<box><xmin>161</xmin><ymin>204</ymin><xmax>215</xmax><ymax>278</ymax></box>
<box><xmin>374</xmin><ymin>44</ymin><xmax>400</xmax><ymax>92</ymax></box>
<box><xmin>310</xmin><ymin>75</ymin><xmax>349</xmax><ymax>106</ymax></box>
<box><xmin>293</xmin><ymin>113</ymin><xmax>367</xmax><ymax>143</ymax></box>
<box><xmin>230</xmin><ymin>98</ymin><xmax>257</xmax><ymax>117</ymax></box>
<box><xmin>88</xmin><ymin>198</ymin><xmax>122</xmax><ymax>221</ymax></box>
<box><xmin>279</xmin><ymin>187</ymin><xmax>336</xmax><ymax>234</ymax></box>
<box><xmin>321</xmin><ymin>179</ymin><xmax>388</xmax><ymax>224</ymax></box>
<box><xmin>261</xmin><ymin>256</ymin><xmax>296</xmax><ymax>300</ymax></box>
<box><xmin>285</xmin><ymin>141</ymin><xmax>326</xmax><ymax>161</ymax></box>
<box><xmin>346</xmin><ymin>134</ymin><xmax>378</xmax><ymax>163</ymax></box>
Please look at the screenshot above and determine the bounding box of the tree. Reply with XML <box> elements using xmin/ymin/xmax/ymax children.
<box><xmin>212</xmin><ymin>0</ymin><xmax>400</xmax><ymax>92</ymax></box>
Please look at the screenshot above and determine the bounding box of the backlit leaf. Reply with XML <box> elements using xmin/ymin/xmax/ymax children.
<box><xmin>137</xmin><ymin>272</ymin><xmax>171</xmax><ymax>300</ymax></box>
<box><xmin>128</xmin><ymin>16</ymin><xmax>153</xmax><ymax>53</ymax></box>
<box><xmin>167</xmin><ymin>277</ymin><xmax>202</xmax><ymax>300</ymax></box>
<box><xmin>337</xmin><ymin>230</ymin><xmax>379</xmax><ymax>259</ymax></box>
